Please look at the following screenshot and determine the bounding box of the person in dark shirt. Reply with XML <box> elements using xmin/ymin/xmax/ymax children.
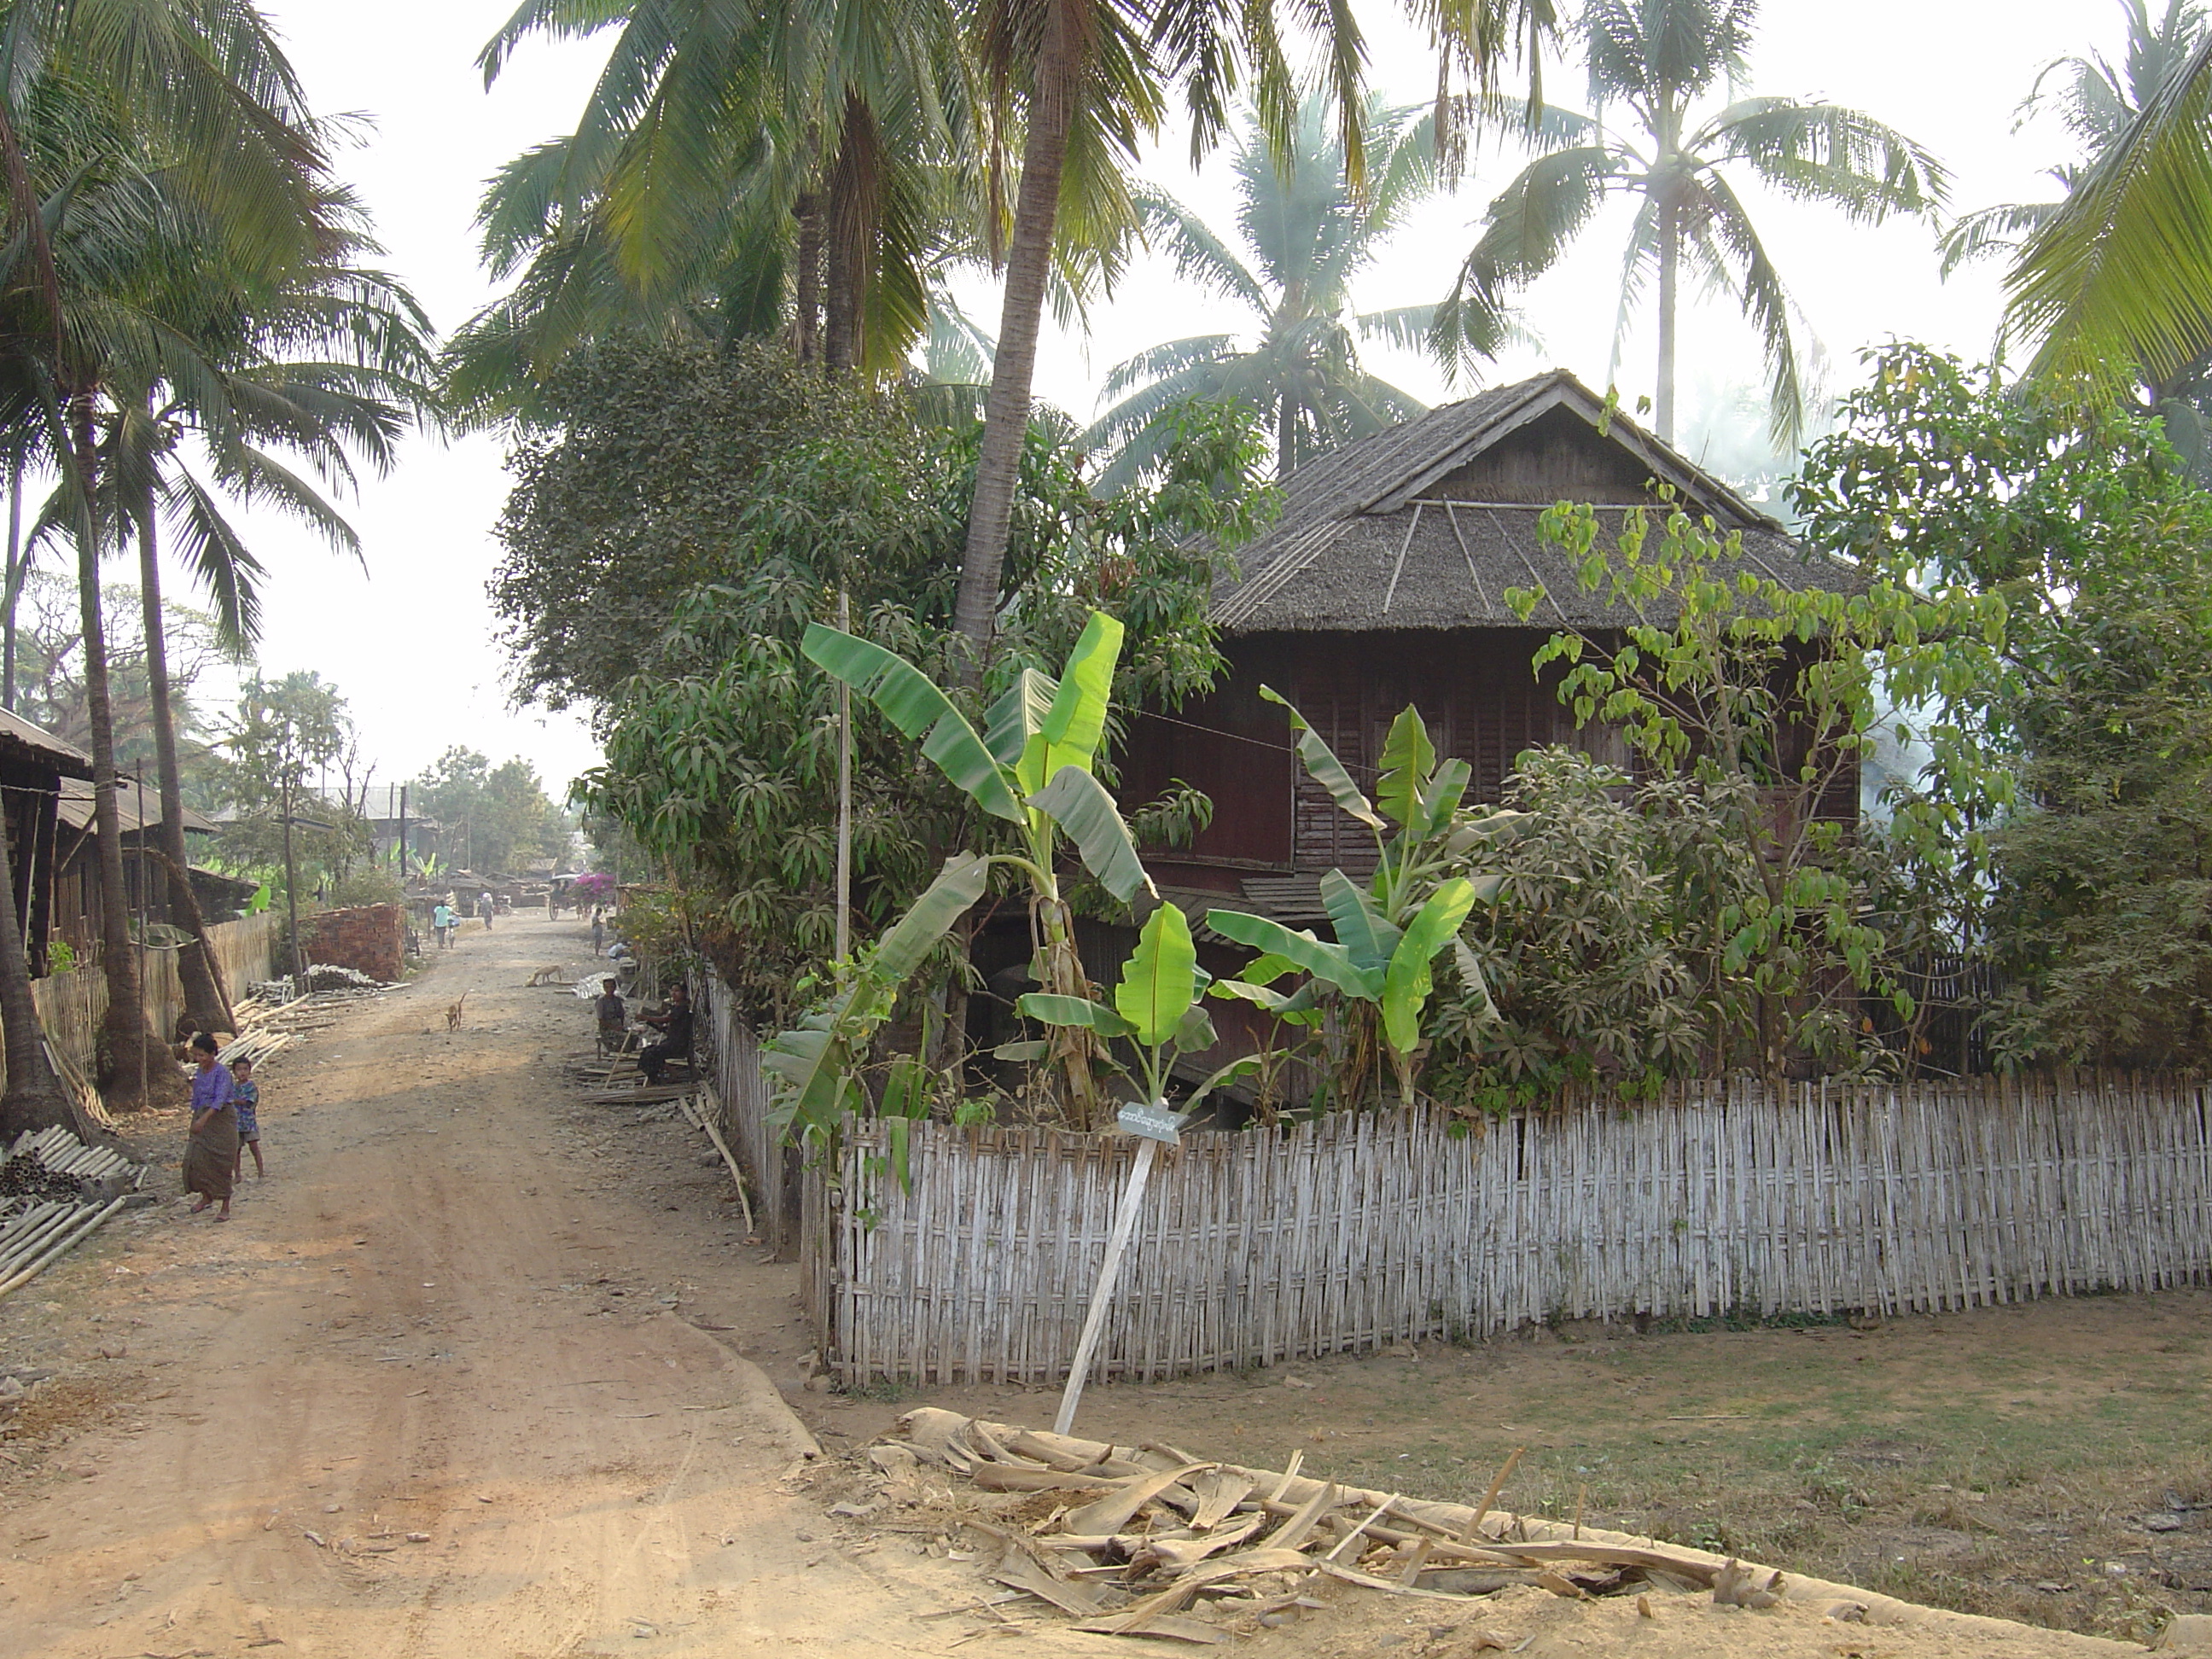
<box><xmin>637</xmin><ymin>984</ymin><xmax>693</xmax><ymax>1086</ymax></box>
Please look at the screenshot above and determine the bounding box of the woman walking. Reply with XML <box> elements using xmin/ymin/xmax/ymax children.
<box><xmin>183</xmin><ymin>1033</ymin><xmax>238</xmax><ymax>1220</ymax></box>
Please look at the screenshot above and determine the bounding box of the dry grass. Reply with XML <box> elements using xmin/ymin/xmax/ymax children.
<box><xmin>833</xmin><ymin>1286</ymin><xmax>2212</xmax><ymax>1644</ymax></box>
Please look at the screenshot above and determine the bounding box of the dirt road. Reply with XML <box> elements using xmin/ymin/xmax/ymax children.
<box><xmin>0</xmin><ymin>916</ymin><xmax>1005</xmax><ymax>1658</ymax></box>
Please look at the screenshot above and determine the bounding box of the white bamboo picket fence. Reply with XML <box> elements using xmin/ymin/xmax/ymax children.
<box><xmin>817</xmin><ymin>1074</ymin><xmax>2212</xmax><ymax>1386</ymax></box>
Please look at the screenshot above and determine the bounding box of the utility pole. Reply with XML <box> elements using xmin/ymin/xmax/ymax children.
<box><xmin>281</xmin><ymin>763</ymin><xmax>304</xmax><ymax>986</ymax></box>
<box><xmin>397</xmin><ymin>783</ymin><xmax>409</xmax><ymax>880</ymax></box>
<box><xmin>835</xmin><ymin>587</ymin><xmax>853</xmax><ymax>961</ymax></box>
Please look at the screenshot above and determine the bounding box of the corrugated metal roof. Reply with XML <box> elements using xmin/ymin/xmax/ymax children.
<box><xmin>0</xmin><ymin>705</ymin><xmax>93</xmax><ymax>778</ymax></box>
<box><xmin>56</xmin><ymin>777</ymin><xmax>219</xmax><ymax>836</ymax></box>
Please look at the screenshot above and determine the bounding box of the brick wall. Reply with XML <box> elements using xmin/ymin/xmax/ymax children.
<box><xmin>298</xmin><ymin>904</ymin><xmax>405</xmax><ymax>982</ymax></box>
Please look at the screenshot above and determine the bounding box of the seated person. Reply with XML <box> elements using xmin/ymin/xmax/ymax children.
<box><xmin>637</xmin><ymin>984</ymin><xmax>693</xmax><ymax>1086</ymax></box>
<box><xmin>593</xmin><ymin>981</ymin><xmax>626</xmax><ymax>1052</ymax></box>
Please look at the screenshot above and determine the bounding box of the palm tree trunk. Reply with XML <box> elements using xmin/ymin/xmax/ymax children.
<box><xmin>793</xmin><ymin>195</ymin><xmax>823</xmax><ymax>364</ymax></box>
<box><xmin>1276</xmin><ymin>395</ymin><xmax>1297</xmax><ymax>479</ymax></box>
<box><xmin>0</xmin><ymin>787</ymin><xmax>75</xmax><ymax>1141</ymax></box>
<box><xmin>137</xmin><ymin>509</ymin><xmax>234</xmax><ymax>1037</ymax></box>
<box><xmin>71</xmin><ymin>398</ymin><xmax>156</xmax><ymax>1109</ymax></box>
<box><xmin>1656</xmin><ymin>199</ymin><xmax>1679</xmax><ymax>444</ymax></box>
<box><xmin>3</xmin><ymin>460</ymin><xmax>20</xmax><ymax>712</ymax></box>
<box><xmin>950</xmin><ymin>0</ymin><xmax>1086</xmax><ymax>676</ymax></box>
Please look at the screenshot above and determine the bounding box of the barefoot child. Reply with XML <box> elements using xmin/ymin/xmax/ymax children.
<box><xmin>230</xmin><ymin>1056</ymin><xmax>265</xmax><ymax>1182</ymax></box>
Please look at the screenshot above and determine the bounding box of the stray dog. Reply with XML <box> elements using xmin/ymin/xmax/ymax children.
<box><xmin>524</xmin><ymin>963</ymin><xmax>568</xmax><ymax>987</ymax></box>
<box><xmin>446</xmin><ymin>991</ymin><xmax>471</xmax><ymax>1031</ymax></box>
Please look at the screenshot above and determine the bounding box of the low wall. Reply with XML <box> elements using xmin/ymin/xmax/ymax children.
<box><xmin>26</xmin><ymin>912</ymin><xmax>285</xmax><ymax>1079</ymax></box>
<box><xmin>296</xmin><ymin>904</ymin><xmax>405</xmax><ymax>983</ymax></box>
<box><xmin>817</xmin><ymin>1074</ymin><xmax>2212</xmax><ymax>1386</ymax></box>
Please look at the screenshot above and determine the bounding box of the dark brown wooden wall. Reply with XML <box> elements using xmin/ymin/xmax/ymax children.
<box><xmin>1425</xmin><ymin>405</ymin><xmax>1662</xmax><ymax>504</ymax></box>
<box><xmin>1124</xmin><ymin>629</ymin><xmax>1621</xmax><ymax>876</ymax></box>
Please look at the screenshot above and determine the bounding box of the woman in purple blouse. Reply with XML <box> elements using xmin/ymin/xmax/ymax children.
<box><xmin>183</xmin><ymin>1033</ymin><xmax>237</xmax><ymax>1220</ymax></box>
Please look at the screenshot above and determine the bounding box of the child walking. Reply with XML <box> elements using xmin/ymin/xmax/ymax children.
<box><xmin>230</xmin><ymin>1056</ymin><xmax>265</xmax><ymax>1181</ymax></box>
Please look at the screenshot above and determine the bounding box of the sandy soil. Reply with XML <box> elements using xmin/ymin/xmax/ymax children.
<box><xmin>0</xmin><ymin>915</ymin><xmax>2163</xmax><ymax>1656</ymax></box>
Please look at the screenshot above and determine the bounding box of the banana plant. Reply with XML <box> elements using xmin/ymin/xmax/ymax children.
<box><xmin>1208</xmin><ymin>694</ymin><xmax>1524</xmax><ymax>1106</ymax></box>
<box><xmin>1016</xmin><ymin>901</ymin><xmax>1259</xmax><ymax>1120</ymax></box>
<box><xmin>763</xmin><ymin>851</ymin><xmax>990</xmax><ymax>1144</ymax></box>
<box><xmin>801</xmin><ymin>609</ymin><xmax>1151</xmax><ymax>1125</ymax></box>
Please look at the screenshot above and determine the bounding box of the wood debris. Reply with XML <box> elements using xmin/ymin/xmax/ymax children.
<box><xmin>874</xmin><ymin>1409</ymin><xmax>1748</xmax><ymax>1643</ymax></box>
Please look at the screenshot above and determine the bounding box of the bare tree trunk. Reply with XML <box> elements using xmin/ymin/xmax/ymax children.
<box><xmin>949</xmin><ymin>0</ymin><xmax>1085</xmax><ymax>677</ymax></box>
<box><xmin>1655</xmin><ymin>199</ymin><xmax>1678</xmax><ymax>445</ymax></box>
<box><xmin>0</xmin><ymin>790</ymin><xmax>77</xmax><ymax>1141</ymax></box>
<box><xmin>1277</xmin><ymin>394</ymin><xmax>1297</xmax><ymax>479</ymax></box>
<box><xmin>137</xmin><ymin>511</ymin><xmax>234</xmax><ymax>1036</ymax></box>
<box><xmin>72</xmin><ymin>399</ymin><xmax>159</xmax><ymax>1109</ymax></box>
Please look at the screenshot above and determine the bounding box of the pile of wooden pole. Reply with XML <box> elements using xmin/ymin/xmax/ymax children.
<box><xmin>0</xmin><ymin>1196</ymin><xmax>127</xmax><ymax>1302</ymax></box>
<box><xmin>885</xmin><ymin>1410</ymin><xmax>1783</xmax><ymax>1644</ymax></box>
<box><xmin>1</xmin><ymin>1126</ymin><xmax>137</xmax><ymax>1196</ymax></box>
<box><xmin>0</xmin><ymin>1126</ymin><xmax>139</xmax><ymax>1304</ymax></box>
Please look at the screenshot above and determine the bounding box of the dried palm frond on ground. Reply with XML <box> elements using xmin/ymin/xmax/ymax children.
<box><xmin>863</xmin><ymin>1409</ymin><xmax>2148</xmax><ymax>1652</ymax></box>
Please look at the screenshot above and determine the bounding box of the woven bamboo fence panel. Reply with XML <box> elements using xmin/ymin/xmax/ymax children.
<box><xmin>23</xmin><ymin>913</ymin><xmax>284</xmax><ymax>1080</ymax></box>
<box><xmin>820</xmin><ymin>1074</ymin><xmax>2212</xmax><ymax>1386</ymax></box>
<box><xmin>696</xmin><ymin>981</ymin><xmax>804</xmax><ymax>1255</ymax></box>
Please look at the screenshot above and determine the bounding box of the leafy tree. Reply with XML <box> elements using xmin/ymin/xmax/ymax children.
<box><xmin>414</xmin><ymin>747</ymin><xmax>562</xmax><ymax>876</ymax></box>
<box><xmin>214</xmin><ymin>672</ymin><xmax>373</xmax><ymax>909</ymax></box>
<box><xmin>1793</xmin><ymin>342</ymin><xmax>2212</xmax><ymax>1068</ymax></box>
<box><xmin>575</xmin><ymin>370</ymin><xmax>1272</xmax><ymax>1025</ymax></box>
<box><xmin>1085</xmin><ymin>96</ymin><xmax>1444</xmax><ymax>487</ymax></box>
<box><xmin>1502</xmin><ymin>491</ymin><xmax>2006</xmax><ymax>1081</ymax></box>
<box><xmin>1437</xmin><ymin>0</ymin><xmax>1944</xmax><ymax>445</ymax></box>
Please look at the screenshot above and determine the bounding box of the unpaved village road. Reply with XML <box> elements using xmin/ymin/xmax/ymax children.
<box><xmin>0</xmin><ymin>917</ymin><xmax>1036</xmax><ymax>1659</ymax></box>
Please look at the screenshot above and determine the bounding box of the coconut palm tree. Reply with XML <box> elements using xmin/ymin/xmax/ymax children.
<box><xmin>1437</xmin><ymin>0</ymin><xmax>1945</xmax><ymax>447</ymax></box>
<box><xmin>1086</xmin><ymin>97</ymin><xmax>1456</xmax><ymax>490</ymax></box>
<box><xmin>0</xmin><ymin>13</ymin><xmax>339</xmax><ymax>1111</ymax></box>
<box><xmin>464</xmin><ymin>0</ymin><xmax>981</xmax><ymax>410</ymax></box>
<box><xmin>88</xmin><ymin>213</ymin><xmax>434</xmax><ymax>1039</ymax></box>
<box><xmin>1989</xmin><ymin>3</ymin><xmax>2212</xmax><ymax>401</ymax></box>
<box><xmin>1944</xmin><ymin>2</ymin><xmax>2204</xmax><ymax>279</ymax></box>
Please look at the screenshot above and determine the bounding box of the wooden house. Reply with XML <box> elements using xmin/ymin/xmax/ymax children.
<box><xmin>52</xmin><ymin>777</ymin><xmax>222</xmax><ymax>956</ymax></box>
<box><xmin>0</xmin><ymin>707</ymin><xmax>92</xmax><ymax>975</ymax></box>
<box><xmin>1121</xmin><ymin>370</ymin><xmax>1863</xmax><ymax>925</ymax></box>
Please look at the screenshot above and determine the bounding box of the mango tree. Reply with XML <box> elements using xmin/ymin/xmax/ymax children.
<box><xmin>1209</xmin><ymin>693</ymin><xmax>1522</xmax><ymax>1106</ymax></box>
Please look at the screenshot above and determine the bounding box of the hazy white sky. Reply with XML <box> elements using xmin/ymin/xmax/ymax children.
<box><xmin>233</xmin><ymin>0</ymin><xmax>2115</xmax><ymax>800</ymax></box>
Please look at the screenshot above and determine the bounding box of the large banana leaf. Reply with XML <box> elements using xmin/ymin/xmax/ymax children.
<box><xmin>1320</xmin><ymin>869</ymin><xmax>1400</xmax><ymax>970</ymax></box>
<box><xmin>987</xmin><ymin>668</ymin><xmax>1057</xmax><ymax>769</ymax></box>
<box><xmin>762</xmin><ymin>1010</ymin><xmax>859</xmax><ymax>1138</ymax></box>
<box><xmin>873</xmin><ymin>852</ymin><xmax>992</xmax><ymax>982</ymax></box>
<box><xmin>1375</xmin><ymin>706</ymin><xmax>1436</xmax><ymax>830</ymax></box>
<box><xmin>1381</xmin><ymin>877</ymin><xmax>1478</xmax><ymax>1056</ymax></box>
<box><xmin>1179</xmin><ymin>1051</ymin><xmax>1264</xmax><ymax>1114</ymax></box>
<box><xmin>1039</xmin><ymin>611</ymin><xmax>1125</xmax><ymax>783</ymax></box>
<box><xmin>1209</xmin><ymin>975</ymin><xmax>1323</xmax><ymax>1022</ymax></box>
<box><xmin>1115</xmin><ymin>902</ymin><xmax>1198</xmax><ymax>1047</ymax></box>
<box><xmin>803</xmin><ymin>626</ymin><xmax>1021</xmax><ymax>821</ymax></box>
<box><xmin>1260</xmin><ymin>684</ymin><xmax>1383</xmax><ymax>833</ymax></box>
<box><xmin>1016</xmin><ymin>992</ymin><xmax>1137</xmax><ymax>1037</ymax></box>
<box><xmin>1416</xmin><ymin>758</ymin><xmax>1474</xmax><ymax>838</ymax></box>
<box><xmin>1206</xmin><ymin>907</ymin><xmax>1383</xmax><ymax>999</ymax></box>
<box><xmin>1028</xmin><ymin>767</ymin><xmax>1155</xmax><ymax>902</ymax></box>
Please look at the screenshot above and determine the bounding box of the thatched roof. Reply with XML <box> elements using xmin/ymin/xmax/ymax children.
<box><xmin>1215</xmin><ymin>370</ymin><xmax>1860</xmax><ymax>635</ymax></box>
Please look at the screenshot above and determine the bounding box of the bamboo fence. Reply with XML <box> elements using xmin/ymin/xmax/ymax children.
<box><xmin>696</xmin><ymin>980</ymin><xmax>807</xmax><ymax>1260</ymax></box>
<box><xmin>24</xmin><ymin>913</ymin><xmax>284</xmax><ymax>1081</ymax></box>
<box><xmin>816</xmin><ymin>1074</ymin><xmax>2212</xmax><ymax>1386</ymax></box>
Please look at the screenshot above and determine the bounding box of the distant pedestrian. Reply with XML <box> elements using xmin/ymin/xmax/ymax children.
<box><xmin>432</xmin><ymin>899</ymin><xmax>454</xmax><ymax>949</ymax></box>
<box><xmin>230</xmin><ymin>1057</ymin><xmax>265</xmax><ymax>1182</ymax></box>
<box><xmin>591</xmin><ymin>907</ymin><xmax>604</xmax><ymax>957</ymax></box>
<box><xmin>478</xmin><ymin>891</ymin><xmax>494</xmax><ymax>931</ymax></box>
<box><xmin>183</xmin><ymin>1033</ymin><xmax>236</xmax><ymax>1220</ymax></box>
